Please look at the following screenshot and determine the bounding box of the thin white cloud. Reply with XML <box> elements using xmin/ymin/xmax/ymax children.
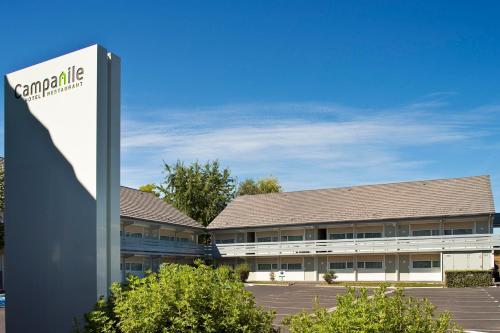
<box><xmin>120</xmin><ymin>100</ymin><xmax>499</xmax><ymax>204</ymax></box>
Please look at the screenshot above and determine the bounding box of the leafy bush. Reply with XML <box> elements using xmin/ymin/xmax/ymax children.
<box><xmin>269</xmin><ymin>271</ymin><xmax>275</xmax><ymax>282</ymax></box>
<box><xmin>283</xmin><ymin>285</ymin><xmax>462</xmax><ymax>333</ymax></box>
<box><xmin>76</xmin><ymin>262</ymin><xmax>275</xmax><ymax>333</ymax></box>
<box><xmin>445</xmin><ymin>270</ymin><xmax>492</xmax><ymax>288</ymax></box>
<box><xmin>235</xmin><ymin>262</ymin><xmax>251</xmax><ymax>282</ymax></box>
<box><xmin>323</xmin><ymin>271</ymin><xmax>337</xmax><ymax>284</ymax></box>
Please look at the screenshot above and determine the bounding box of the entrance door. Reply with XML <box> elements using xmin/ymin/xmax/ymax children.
<box><xmin>399</xmin><ymin>255</ymin><xmax>410</xmax><ymax>281</ymax></box>
<box><xmin>317</xmin><ymin>229</ymin><xmax>327</xmax><ymax>240</ymax></box>
<box><xmin>247</xmin><ymin>232</ymin><xmax>255</xmax><ymax>243</ymax></box>
<box><xmin>385</xmin><ymin>255</ymin><xmax>396</xmax><ymax>281</ymax></box>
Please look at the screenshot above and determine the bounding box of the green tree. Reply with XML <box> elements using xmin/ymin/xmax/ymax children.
<box><xmin>138</xmin><ymin>184</ymin><xmax>159</xmax><ymax>197</ymax></box>
<box><xmin>157</xmin><ymin>160</ymin><xmax>235</xmax><ymax>226</ymax></box>
<box><xmin>237</xmin><ymin>176</ymin><xmax>282</xmax><ymax>196</ymax></box>
<box><xmin>77</xmin><ymin>262</ymin><xmax>276</xmax><ymax>333</ymax></box>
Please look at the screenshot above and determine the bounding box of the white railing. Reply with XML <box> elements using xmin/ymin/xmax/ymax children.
<box><xmin>212</xmin><ymin>234</ymin><xmax>500</xmax><ymax>257</ymax></box>
<box><xmin>121</xmin><ymin>236</ymin><xmax>205</xmax><ymax>256</ymax></box>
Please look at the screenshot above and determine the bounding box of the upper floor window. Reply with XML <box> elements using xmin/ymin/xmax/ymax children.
<box><xmin>356</xmin><ymin>232</ymin><xmax>382</xmax><ymax>239</ymax></box>
<box><xmin>257</xmin><ymin>236</ymin><xmax>279</xmax><ymax>242</ymax></box>
<box><xmin>281</xmin><ymin>235</ymin><xmax>303</xmax><ymax>242</ymax></box>
<box><xmin>329</xmin><ymin>233</ymin><xmax>354</xmax><ymax>240</ymax></box>
<box><xmin>412</xmin><ymin>229</ymin><xmax>440</xmax><ymax>237</ymax></box>
<box><xmin>444</xmin><ymin>228</ymin><xmax>473</xmax><ymax>235</ymax></box>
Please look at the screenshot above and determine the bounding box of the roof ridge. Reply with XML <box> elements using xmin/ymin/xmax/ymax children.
<box><xmin>237</xmin><ymin>174</ymin><xmax>491</xmax><ymax>199</ymax></box>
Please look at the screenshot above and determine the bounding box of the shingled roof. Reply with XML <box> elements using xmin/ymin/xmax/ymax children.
<box><xmin>120</xmin><ymin>186</ymin><xmax>204</xmax><ymax>229</ymax></box>
<box><xmin>208</xmin><ymin>175</ymin><xmax>495</xmax><ymax>230</ymax></box>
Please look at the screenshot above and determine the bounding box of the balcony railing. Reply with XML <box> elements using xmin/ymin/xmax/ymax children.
<box><xmin>121</xmin><ymin>236</ymin><xmax>205</xmax><ymax>256</ymax></box>
<box><xmin>211</xmin><ymin>234</ymin><xmax>500</xmax><ymax>258</ymax></box>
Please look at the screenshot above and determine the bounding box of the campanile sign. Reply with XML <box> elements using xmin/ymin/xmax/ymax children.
<box><xmin>4</xmin><ymin>45</ymin><xmax>120</xmax><ymax>332</ymax></box>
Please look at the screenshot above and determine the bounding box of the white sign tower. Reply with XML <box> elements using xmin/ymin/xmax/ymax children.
<box><xmin>4</xmin><ymin>45</ymin><xmax>120</xmax><ymax>333</ymax></box>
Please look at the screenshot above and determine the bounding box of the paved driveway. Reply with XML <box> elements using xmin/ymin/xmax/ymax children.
<box><xmin>247</xmin><ymin>284</ymin><xmax>500</xmax><ymax>332</ymax></box>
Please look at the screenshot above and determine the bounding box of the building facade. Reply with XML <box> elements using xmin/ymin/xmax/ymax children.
<box><xmin>119</xmin><ymin>187</ymin><xmax>205</xmax><ymax>280</ymax></box>
<box><xmin>208</xmin><ymin>176</ymin><xmax>500</xmax><ymax>282</ymax></box>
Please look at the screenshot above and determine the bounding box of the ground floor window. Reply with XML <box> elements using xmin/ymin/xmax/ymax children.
<box><xmin>122</xmin><ymin>263</ymin><xmax>143</xmax><ymax>271</ymax></box>
<box><xmin>329</xmin><ymin>261</ymin><xmax>354</xmax><ymax>270</ymax></box>
<box><xmin>358</xmin><ymin>261</ymin><xmax>383</xmax><ymax>269</ymax></box>
<box><xmin>125</xmin><ymin>232</ymin><xmax>143</xmax><ymax>238</ymax></box>
<box><xmin>257</xmin><ymin>263</ymin><xmax>278</xmax><ymax>270</ymax></box>
<box><xmin>281</xmin><ymin>263</ymin><xmax>302</xmax><ymax>270</ymax></box>
<box><xmin>413</xmin><ymin>260</ymin><xmax>440</xmax><ymax>269</ymax></box>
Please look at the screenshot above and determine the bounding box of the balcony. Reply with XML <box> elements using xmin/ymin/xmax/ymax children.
<box><xmin>212</xmin><ymin>234</ymin><xmax>500</xmax><ymax>258</ymax></box>
<box><xmin>121</xmin><ymin>236</ymin><xmax>206</xmax><ymax>256</ymax></box>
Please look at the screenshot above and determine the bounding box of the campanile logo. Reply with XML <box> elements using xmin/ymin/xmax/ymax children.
<box><xmin>14</xmin><ymin>66</ymin><xmax>85</xmax><ymax>102</ymax></box>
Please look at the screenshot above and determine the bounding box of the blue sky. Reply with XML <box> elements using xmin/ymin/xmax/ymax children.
<box><xmin>1</xmin><ymin>1</ymin><xmax>500</xmax><ymax>205</ymax></box>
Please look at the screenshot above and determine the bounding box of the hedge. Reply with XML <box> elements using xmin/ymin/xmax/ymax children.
<box><xmin>445</xmin><ymin>270</ymin><xmax>492</xmax><ymax>288</ymax></box>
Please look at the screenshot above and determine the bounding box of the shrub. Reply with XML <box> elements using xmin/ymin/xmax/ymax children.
<box><xmin>76</xmin><ymin>262</ymin><xmax>275</xmax><ymax>333</ymax></box>
<box><xmin>235</xmin><ymin>262</ymin><xmax>251</xmax><ymax>282</ymax></box>
<box><xmin>445</xmin><ymin>270</ymin><xmax>492</xmax><ymax>288</ymax></box>
<box><xmin>269</xmin><ymin>271</ymin><xmax>275</xmax><ymax>282</ymax></box>
<box><xmin>283</xmin><ymin>285</ymin><xmax>462</xmax><ymax>333</ymax></box>
<box><xmin>323</xmin><ymin>271</ymin><xmax>337</xmax><ymax>284</ymax></box>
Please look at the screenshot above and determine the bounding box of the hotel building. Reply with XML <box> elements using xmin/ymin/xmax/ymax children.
<box><xmin>119</xmin><ymin>186</ymin><xmax>205</xmax><ymax>280</ymax></box>
<box><xmin>208</xmin><ymin>175</ymin><xmax>500</xmax><ymax>282</ymax></box>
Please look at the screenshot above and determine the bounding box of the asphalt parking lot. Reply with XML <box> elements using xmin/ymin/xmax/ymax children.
<box><xmin>247</xmin><ymin>284</ymin><xmax>500</xmax><ymax>332</ymax></box>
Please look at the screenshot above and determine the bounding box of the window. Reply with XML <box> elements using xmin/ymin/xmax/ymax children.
<box><xmin>413</xmin><ymin>261</ymin><xmax>432</xmax><ymax>268</ymax></box>
<box><xmin>444</xmin><ymin>229</ymin><xmax>473</xmax><ymax>235</ymax></box>
<box><xmin>272</xmin><ymin>263</ymin><xmax>278</xmax><ymax>270</ymax></box>
<box><xmin>215</xmin><ymin>239</ymin><xmax>235</xmax><ymax>244</ymax></box>
<box><xmin>412</xmin><ymin>260</ymin><xmax>440</xmax><ymax>269</ymax></box>
<box><xmin>329</xmin><ymin>233</ymin><xmax>346</xmax><ymax>240</ymax></box>
<box><xmin>356</xmin><ymin>232</ymin><xmax>382</xmax><ymax>239</ymax></box>
<box><xmin>358</xmin><ymin>261</ymin><xmax>383</xmax><ymax>269</ymax></box>
<box><xmin>365</xmin><ymin>261</ymin><xmax>383</xmax><ymax>269</ymax></box>
<box><xmin>329</xmin><ymin>233</ymin><xmax>354</xmax><ymax>240</ymax></box>
<box><xmin>432</xmin><ymin>230</ymin><xmax>440</xmax><ymax>236</ymax></box>
<box><xmin>330</xmin><ymin>262</ymin><xmax>346</xmax><ymax>269</ymax></box>
<box><xmin>281</xmin><ymin>263</ymin><xmax>302</xmax><ymax>270</ymax></box>
<box><xmin>257</xmin><ymin>236</ymin><xmax>278</xmax><ymax>242</ymax></box>
<box><xmin>365</xmin><ymin>232</ymin><xmax>382</xmax><ymax>238</ymax></box>
<box><xmin>453</xmin><ymin>229</ymin><xmax>473</xmax><ymax>235</ymax></box>
<box><xmin>160</xmin><ymin>235</ymin><xmax>174</xmax><ymax>241</ymax></box>
<box><xmin>126</xmin><ymin>232</ymin><xmax>142</xmax><ymax>238</ymax></box>
<box><xmin>281</xmin><ymin>235</ymin><xmax>304</xmax><ymax>242</ymax></box>
<box><xmin>412</xmin><ymin>230</ymin><xmax>431</xmax><ymax>237</ymax></box>
<box><xmin>329</xmin><ymin>261</ymin><xmax>354</xmax><ymax>270</ymax></box>
<box><xmin>125</xmin><ymin>263</ymin><xmax>143</xmax><ymax>271</ymax></box>
<box><xmin>258</xmin><ymin>263</ymin><xmax>272</xmax><ymax>270</ymax></box>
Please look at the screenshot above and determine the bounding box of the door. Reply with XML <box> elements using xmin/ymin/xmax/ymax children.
<box><xmin>385</xmin><ymin>255</ymin><xmax>396</xmax><ymax>281</ymax></box>
<box><xmin>304</xmin><ymin>257</ymin><xmax>315</xmax><ymax>281</ymax></box>
<box><xmin>317</xmin><ymin>229</ymin><xmax>327</xmax><ymax>240</ymax></box>
<box><xmin>399</xmin><ymin>255</ymin><xmax>410</xmax><ymax>281</ymax></box>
